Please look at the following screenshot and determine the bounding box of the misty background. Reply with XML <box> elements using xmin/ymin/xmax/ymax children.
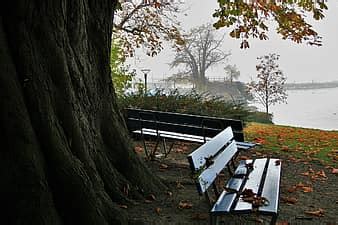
<box><xmin>125</xmin><ymin>1</ymin><xmax>338</xmax><ymax>131</ymax></box>
<box><xmin>127</xmin><ymin>0</ymin><xmax>338</xmax><ymax>83</ymax></box>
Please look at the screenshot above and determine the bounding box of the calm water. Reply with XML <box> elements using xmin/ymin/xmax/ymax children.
<box><xmin>252</xmin><ymin>87</ymin><xmax>338</xmax><ymax>131</ymax></box>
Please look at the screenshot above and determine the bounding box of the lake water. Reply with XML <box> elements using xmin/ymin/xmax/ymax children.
<box><xmin>251</xmin><ymin>87</ymin><xmax>338</xmax><ymax>131</ymax></box>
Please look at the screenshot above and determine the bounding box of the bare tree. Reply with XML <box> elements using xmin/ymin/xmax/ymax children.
<box><xmin>170</xmin><ymin>24</ymin><xmax>231</xmax><ymax>89</ymax></box>
<box><xmin>224</xmin><ymin>64</ymin><xmax>240</xmax><ymax>83</ymax></box>
<box><xmin>114</xmin><ymin>0</ymin><xmax>184</xmax><ymax>57</ymax></box>
<box><xmin>248</xmin><ymin>53</ymin><xmax>287</xmax><ymax>116</ymax></box>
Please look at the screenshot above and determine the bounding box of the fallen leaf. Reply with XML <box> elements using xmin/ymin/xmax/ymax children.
<box><xmin>178</xmin><ymin>200</ymin><xmax>193</xmax><ymax>209</ymax></box>
<box><xmin>275</xmin><ymin>159</ymin><xmax>281</xmax><ymax>166</ymax></box>
<box><xmin>239</xmin><ymin>155</ymin><xmax>249</xmax><ymax>160</ymax></box>
<box><xmin>302</xmin><ymin>186</ymin><xmax>313</xmax><ymax>193</ymax></box>
<box><xmin>300</xmin><ymin>172</ymin><xmax>310</xmax><ymax>176</ymax></box>
<box><xmin>166</xmin><ymin>191</ymin><xmax>173</xmax><ymax>197</ymax></box>
<box><xmin>174</xmin><ymin>148</ymin><xmax>184</xmax><ymax>153</ymax></box>
<box><xmin>176</xmin><ymin>181</ymin><xmax>184</xmax><ymax>189</ymax></box>
<box><xmin>134</xmin><ymin>146</ymin><xmax>143</xmax><ymax>153</ymax></box>
<box><xmin>118</xmin><ymin>204</ymin><xmax>128</xmax><ymax>209</ymax></box>
<box><xmin>146</xmin><ymin>194</ymin><xmax>156</xmax><ymax>201</ymax></box>
<box><xmin>254</xmin><ymin>137</ymin><xmax>265</xmax><ymax>144</ymax></box>
<box><xmin>304</xmin><ymin>208</ymin><xmax>324</xmax><ymax>217</ymax></box>
<box><xmin>332</xmin><ymin>168</ymin><xmax>338</xmax><ymax>174</ymax></box>
<box><xmin>295</xmin><ymin>182</ymin><xmax>305</xmax><ymax>188</ymax></box>
<box><xmin>254</xmin><ymin>217</ymin><xmax>264</xmax><ymax>223</ymax></box>
<box><xmin>159</xmin><ymin>163</ymin><xmax>168</xmax><ymax>169</ymax></box>
<box><xmin>282</xmin><ymin>197</ymin><xmax>298</xmax><ymax>204</ymax></box>
<box><xmin>144</xmin><ymin>199</ymin><xmax>153</xmax><ymax>203</ymax></box>
<box><xmin>281</xmin><ymin>145</ymin><xmax>289</xmax><ymax>151</ymax></box>
<box><xmin>155</xmin><ymin>207</ymin><xmax>161</xmax><ymax>215</ymax></box>
<box><xmin>316</xmin><ymin>170</ymin><xmax>327</xmax><ymax>178</ymax></box>
<box><xmin>287</xmin><ymin>186</ymin><xmax>297</xmax><ymax>193</ymax></box>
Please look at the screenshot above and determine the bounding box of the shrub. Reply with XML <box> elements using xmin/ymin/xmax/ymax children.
<box><xmin>118</xmin><ymin>89</ymin><xmax>271</xmax><ymax>124</ymax></box>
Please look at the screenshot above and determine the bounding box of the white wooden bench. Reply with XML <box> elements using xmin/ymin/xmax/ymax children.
<box><xmin>187</xmin><ymin>127</ymin><xmax>281</xmax><ymax>225</ymax></box>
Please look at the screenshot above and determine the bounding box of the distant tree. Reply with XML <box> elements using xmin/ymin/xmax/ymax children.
<box><xmin>114</xmin><ymin>0</ymin><xmax>184</xmax><ymax>57</ymax></box>
<box><xmin>170</xmin><ymin>24</ymin><xmax>231</xmax><ymax>89</ymax></box>
<box><xmin>248</xmin><ymin>53</ymin><xmax>287</xmax><ymax>116</ymax></box>
<box><xmin>224</xmin><ymin>64</ymin><xmax>240</xmax><ymax>83</ymax></box>
<box><xmin>213</xmin><ymin>0</ymin><xmax>328</xmax><ymax>48</ymax></box>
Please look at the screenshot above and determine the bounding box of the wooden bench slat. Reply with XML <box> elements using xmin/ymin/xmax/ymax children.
<box><xmin>211</xmin><ymin>191</ymin><xmax>237</xmax><ymax>213</ymax></box>
<box><xmin>226</xmin><ymin>160</ymin><xmax>253</xmax><ymax>191</ymax></box>
<box><xmin>187</xmin><ymin>127</ymin><xmax>234</xmax><ymax>171</ymax></box>
<box><xmin>259</xmin><ymin>158</ymin><xmax>281</xmax><ymax>214</ymax></box>
<box><xmin>233</xmin><ymin>158</ymin><xmax>269</xmax><ymax>212</ymax></box>
<box><xmin>134</xmin><ymin>128</ymin><xmax>252</xmax><ymax>151</ymax></box>
<box><xmin>133</xmin><ymin>129</ymin><xmax>207</xmax><ymax>143</ymax></box>
<box><xmin>197</xmin><ymin>141</ymin><xmax>238</xmax><ymax>193</ymax></box>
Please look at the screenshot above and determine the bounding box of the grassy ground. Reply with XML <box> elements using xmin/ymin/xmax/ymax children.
<box><xmin>126</xmin><ymin>123</ymin><xmax>338</xmax><ymax>225</ymax></box>
<box><xmin>244</xmin><ymin>123</ymin><xmax>338</xmax><ymax>166</ymax></box>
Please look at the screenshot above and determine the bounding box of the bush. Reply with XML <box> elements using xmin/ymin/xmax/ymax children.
<box><xmin>118</xmin><ymin>89</ymin><xmax>272</xmax><ymax>124</ymax></box>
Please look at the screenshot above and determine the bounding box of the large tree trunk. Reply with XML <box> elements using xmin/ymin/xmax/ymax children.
<box><xmin>0</xmin><ymin>1</ymin><xmax>164</xmax><ymax>224</ymax></box>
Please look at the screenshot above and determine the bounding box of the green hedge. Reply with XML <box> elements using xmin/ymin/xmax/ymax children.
<box><xmin>118</xmin><ymin>89</ymin><xmax>272</xmax><ymax>124</ymax></box>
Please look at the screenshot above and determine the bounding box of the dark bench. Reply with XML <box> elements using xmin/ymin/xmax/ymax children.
<box><xmin>187</xmin><ymin>127</ymin><xmax>281</xmax><ymax>225</ymax></box>
<box><xmin>124</xmin><ymin>108</ymin><xmax>257</xmax><ymax>157</ymax></box>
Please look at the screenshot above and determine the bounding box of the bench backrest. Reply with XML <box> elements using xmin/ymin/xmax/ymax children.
<box><xmin>124</xmin><ymin>108</ymin><xmax>245</xmax><ymax>141</ymax></box>
<box><xmin>187</xmin><ymin>127</ymin><xmax>240</xmax><ymax>194</ymax></box>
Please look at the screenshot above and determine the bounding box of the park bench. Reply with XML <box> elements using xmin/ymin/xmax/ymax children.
<box><xmin>124</xmin><ymin>108</ymin><xmax>257</xmax><ymax>158</ymax></box>
<box><xmin>187</xmin><ymin>127</ymin><xmax>281</xmax><ymax>225</ymax></box>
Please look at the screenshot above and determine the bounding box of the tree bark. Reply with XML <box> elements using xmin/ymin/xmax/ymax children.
<box><xmin>0</xmin><ymin>1</ymin><xmax>164</xmax><ymax>224</ymax></box>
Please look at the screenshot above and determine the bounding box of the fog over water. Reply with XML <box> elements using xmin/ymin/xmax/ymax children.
<box><xmin>126</xmin><ymin>1</ymin><xmax>338</xmax><ymax>131</ymax></box>
<box><xmin>252</xmin><ymin>88</ymin><xmax>338</xmax><ymax>131</ymax></box>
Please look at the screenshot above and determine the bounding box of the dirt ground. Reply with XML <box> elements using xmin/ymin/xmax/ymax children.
<box><xmin>126</xmin><ymin>141</ymin><xmax>338</xmax><ymax>225</ymax></box>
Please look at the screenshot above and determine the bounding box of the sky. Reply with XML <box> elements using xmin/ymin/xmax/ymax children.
<box><xmin>127</xmin><ymin>0</ymin><xmax>338</xmax><ymax>84</ymax></box>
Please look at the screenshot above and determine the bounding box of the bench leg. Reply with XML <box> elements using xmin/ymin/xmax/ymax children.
<box><xmin>209</xmin><ymin>213</ymin><xmax>217</xmax><ymax>225</ymax></box>
<box><xmin>141</xmin><ymin>136</ymin><xmax>149</xmax><ymax>158</ymax></box>
<box><xmin>270</xmin><ymin>212</ymin><xmax>278</xmax><ymax>225</ymax></box>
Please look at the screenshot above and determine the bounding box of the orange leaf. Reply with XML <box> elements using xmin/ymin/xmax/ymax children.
<box><xmin>316</xmin><ymin>170</ymin><xmax>327</xmax><ymax>178</ymax></box>
<box><xmin>281</xmin><ymin>145</ymin><xmax>289</xmax><ymax>151</ymax></box>
<box><xmin>282</xmin><ymin>197</ymin><xmax>298</xmax><ymax>204</ymax></box>
<box><xmin>302</xmin><ymin>186</ymin><xmax>313</xmax><ymax>193</ymax></box>
<box><xmin>287</xmin><ymin>186</ymin><xmax>297</xmax><ymax>193</ymax></box>
<box><xmin>304</xmin><ymin>208</ymin><xmax>324</xmax><ymax>217</ymax></box>
<box><xmin>300</xmin><ymin>172</ymin><xmax>310</xmax><ymax>176</ymax></box>
<box><xmin>295</xmin><ymin>182</ymin><xmax>305</xmax><ymax>188</ymax></box>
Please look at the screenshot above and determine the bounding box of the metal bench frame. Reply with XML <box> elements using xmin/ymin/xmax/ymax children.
<box><xmin>187</xmin><ymin>127</ymin><xmax>281</xmax><ymax>225</ymax></box>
